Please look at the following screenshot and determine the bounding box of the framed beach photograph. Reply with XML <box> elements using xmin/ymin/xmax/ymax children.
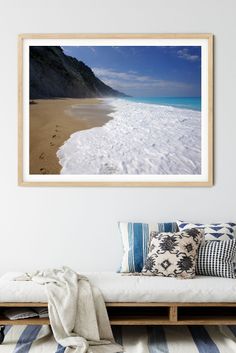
<box><xmin>18</xmin><ymin>34</ymin><xmax>213</xmax><ymax>186</ymax></box>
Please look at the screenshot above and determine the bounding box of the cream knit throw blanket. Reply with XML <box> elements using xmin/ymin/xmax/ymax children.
<box><xmin>15</xmin><ymin>267</ymin><xmax>122</xmax><ymax>353</ymax></box>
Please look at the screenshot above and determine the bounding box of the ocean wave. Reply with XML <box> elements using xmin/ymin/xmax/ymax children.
<box><xmin>57</xmin><ymin>98</ymin><xmax>201</xmax><ymax>175</ymax></box>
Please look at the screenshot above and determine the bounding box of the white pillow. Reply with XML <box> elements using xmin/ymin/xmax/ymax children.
<box><xmin>177</xmin><ymin>220</ymin><xmax>236</xmax><ymax>241</ymax></box>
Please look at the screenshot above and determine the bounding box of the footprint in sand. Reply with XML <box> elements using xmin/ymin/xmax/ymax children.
<box><xmin>39</xmin><ymin>152</ymin><xmax>45</xmax><ymax>159</ymax></box>
<box><xmin>55</xmin><ymin>125</ymin><xmax>62</xmax><ymax>132</ymax></box>
<box><xmin>52</xmin><ymin>134</ymin><xmax>57</xmax><ymax>138</ymax></box>
<box><xmin>40</xmin><ymin>168</ymin><xmax>49</xmax><ymax>174</ymax></box>
<box><xmin>50</xmin><ymin>142</ymin><xmax>55</xmax><ymax>146</ymax></box>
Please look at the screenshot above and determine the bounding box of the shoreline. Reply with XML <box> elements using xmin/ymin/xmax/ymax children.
<box><xmin>123</xmin><ymin>97</ymin><xmax>201</xmax><ymax>113</ymax></box>
<box><xmin>30</xmin><ymin>98</ymin><xmax>113</xmax><ymax>175</ymax></box>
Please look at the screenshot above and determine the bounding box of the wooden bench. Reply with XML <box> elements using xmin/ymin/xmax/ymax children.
<box><xmin>1</xmin><ymin>302</ymin><xmax>236</xmax><ymax>326</ymax></box>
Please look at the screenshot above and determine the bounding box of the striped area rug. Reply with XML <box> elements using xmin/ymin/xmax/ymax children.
<box><xmin>0</xmin><ymin>325</ymin><xmax>64</xmax><ymax>353</ymax></box>
<box><xmin>113</xmin><ymin>326</ymin><xmax>236</xmax><ymax>353</ymax></box>
<box><xmin>1</xmin><ymin>325</ymin><xmax>236</xmax><ymax>353</ymax></box>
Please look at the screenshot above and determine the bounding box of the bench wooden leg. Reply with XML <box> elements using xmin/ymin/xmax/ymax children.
<box><xmin>169</xmin><ymin>306</ymin><xmax>178</xmax><ymax>323</ymax></box>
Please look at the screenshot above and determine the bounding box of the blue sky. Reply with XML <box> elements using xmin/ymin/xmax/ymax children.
<box><xmin>62</xmin><ymin>46</ymin><xmax>201</xmax><ymax>97</ymax></box>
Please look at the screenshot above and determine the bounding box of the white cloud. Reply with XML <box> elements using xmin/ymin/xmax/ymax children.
<box><xmin>88</xmin><ymin>47</ymin><xmax>97</xmax><ymax>54</ymax></box>
<box><xmin>177</xmin><ymin>48</ymin><xmax>199</xmax><ymax>61</ymax></box>
<box><xmin>93</xmin><ymin>68</ymin><xmax>134</xmax><ymax>81</ymax></box>
<box><xmin>128</xmin><ymin>70</ymin><xmax>138</xmax><ymax>74</ymax></box>
<box><xmin>61</xmin><ymin>46</ymin><xmax>73</xmax><ymax>55</ymax></box>
<box><xmin>92</xmin><ymin>67</ymin><xmax>192</xmax><ymax>93</ymax></box>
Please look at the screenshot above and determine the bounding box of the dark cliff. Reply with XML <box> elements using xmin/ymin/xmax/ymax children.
<box><xmin>30</xmin><ymin>46</ymin><xmax>127</xmax><ymax>99</ymax></box>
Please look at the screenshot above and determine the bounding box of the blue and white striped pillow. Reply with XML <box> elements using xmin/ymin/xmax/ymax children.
<box><xmin>118</xmin><ymin>222</ymin><xmax>177</xmax><ymax>273</ymax></box>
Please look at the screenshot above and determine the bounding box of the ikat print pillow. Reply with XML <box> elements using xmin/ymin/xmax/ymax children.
<box><xmin>142</xmin><ymin>229</ymin><xmax>203</xmax><ymax>279</ymax></box>
<box><xmin>177</xmin><ymin>220</ymin><xmax>236</xmax><ymax>241</ymax></box>
<box><xmin>118</xmin><ymin>221</ymin><xmax>178</xmax><ymax>273</ymax></box>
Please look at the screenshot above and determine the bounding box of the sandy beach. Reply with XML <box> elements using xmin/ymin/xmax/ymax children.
<box><xmin>30</xmin><ymin>98</ymin><xmax>113</xmax><ymax>174</ymax></box>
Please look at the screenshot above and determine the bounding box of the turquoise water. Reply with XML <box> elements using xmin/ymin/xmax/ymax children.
<box><xmin>125</xmin><ymin>97</ymin><xmax>201</xmax><ymax>111</ymax></box>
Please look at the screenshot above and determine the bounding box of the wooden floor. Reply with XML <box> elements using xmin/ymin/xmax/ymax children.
<box><xmin>0</xmin><ymin>302</ymin><xmax>236</xmax><ymax>326</ymax></box>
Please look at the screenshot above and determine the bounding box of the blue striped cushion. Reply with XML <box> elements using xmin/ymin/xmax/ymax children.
<box><xmin>118</xmin><ymin>222</ymin><xmax>178</xmax><ymax>272</ymax></box>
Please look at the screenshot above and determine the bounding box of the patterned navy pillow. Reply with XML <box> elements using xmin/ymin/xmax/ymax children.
<box><xmin>177</xmin><ymin>220</ymin><xmax>236</xmax><ymax>241</ymax></box>
<box><xmin>196</xmin><ymin>240</ymin><xmax>236</xmax><ymax>278</ymax></box>
<box><xmin>118</xmin><ymin>222</ymin><xmax>178</xmax><ymax>273</ymax></box>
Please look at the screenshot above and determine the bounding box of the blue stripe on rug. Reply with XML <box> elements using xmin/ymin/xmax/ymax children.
<box><xmin>147</xmin><ymin>326</ymin><xmax>169</xmax><ymax>353</ymax></box>
<box><xmin>228</xmin><ymin>325</ymin><xmax>236</xmax><ymax>336</ymax></box>
<box><xmin>4</xmin><ymin>325</ymin><xmax>12</xmax><ymax>336</ymax></box>
<box><xmin>13</xmin><ymin>325</ymin><xmax>42</xmax><ymax>353</ymax></box>
<box><xmin>55</xmin><ymin>344</ymin><xmax>65</xmax><ymax>353</ymax></box>
<box><xmin>188</xmin><ymin>326</ymin><xmax>220</xmax><ymax>353</ymax></box>
<box><xmin>1</xmin><ymin>325</ymin><xmax>12</xmax><ymax>344</ymax></box>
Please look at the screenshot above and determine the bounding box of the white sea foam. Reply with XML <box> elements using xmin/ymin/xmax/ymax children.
<box><xmin>57</xmin><ymin>99</ymin><xmax>201</xmax><ymax>175</ymax></box>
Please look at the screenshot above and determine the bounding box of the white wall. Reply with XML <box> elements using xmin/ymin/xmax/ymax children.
<box><xmin>0</xmin><ymin>0</ymin><xmax>235</xmax><ymax>274</ymax></box>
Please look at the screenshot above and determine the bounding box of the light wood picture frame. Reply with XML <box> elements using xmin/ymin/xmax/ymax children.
<box><xmin>18</xmin><ymin>33</ymin><xmax>213</xmax><ymax>186</ymax></box>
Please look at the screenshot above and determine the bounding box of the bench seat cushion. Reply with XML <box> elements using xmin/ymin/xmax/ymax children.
<box><xmin>1</xmin><ymin>272</ymin><xmax>236</xmax><ymax>303</ymax></box>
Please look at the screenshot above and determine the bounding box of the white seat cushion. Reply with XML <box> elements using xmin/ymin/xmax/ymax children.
<box><xmin>1</xmin><ymin>272</ymin><xmax>236</xmax><ymax>303</ymax></box>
